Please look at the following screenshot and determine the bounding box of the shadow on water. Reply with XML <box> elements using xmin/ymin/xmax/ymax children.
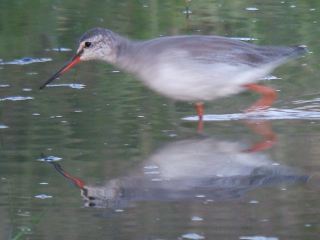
<box><xmin>41</xmin><ymin>120</ymin><xmax>316</xmax><ymax>210</ymax></box>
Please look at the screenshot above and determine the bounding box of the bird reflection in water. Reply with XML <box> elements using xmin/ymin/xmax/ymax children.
<box><xmin>44</xmin><ymin>120</ymin><xmax>309</xmax><ymax>209</ymax></box>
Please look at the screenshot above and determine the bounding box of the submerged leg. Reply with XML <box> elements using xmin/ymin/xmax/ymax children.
<box><xmin>195</xmin><ymin>102</ymin><xmax>204</xmax><ymax>133</ymax></box>
<box><xmin>243</xmin><ymin>83</ymin><xmax>277</xmax><ymax>112</ymax></box>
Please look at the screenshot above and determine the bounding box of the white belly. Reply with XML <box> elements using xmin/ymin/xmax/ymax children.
<box><xmin>139</xmin><ymin>62</ymin><xmax>276</xmax><ymax>101</ymax></box>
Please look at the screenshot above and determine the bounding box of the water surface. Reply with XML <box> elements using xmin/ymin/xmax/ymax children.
<box><xmin>0</xmin><ymin>0</ymin><xmax>320</xmax><ymax>239</ymax></box>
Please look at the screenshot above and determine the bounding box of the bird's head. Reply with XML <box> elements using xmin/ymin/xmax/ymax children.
<box><xmin>40</xmin><ymin>28</ymin><xmax>118</xmax><ymax>89</ymax></box>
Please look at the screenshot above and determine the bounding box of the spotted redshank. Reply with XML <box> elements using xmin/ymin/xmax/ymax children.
<box><xmin>40</xmin><ymin>28</ymin><xmax>307</xmax><ymax>130</ymax></box>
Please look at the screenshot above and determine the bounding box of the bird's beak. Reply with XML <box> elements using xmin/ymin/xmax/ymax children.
<box><xmin>39</xmin><ymin>49</ymin><xmax>83</xmax><ymax>89</ymax></box>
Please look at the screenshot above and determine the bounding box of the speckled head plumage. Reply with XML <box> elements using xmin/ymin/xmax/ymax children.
<box><xmin>77</xmin><ymin>27</ymin><xmax>119</xmax><ymax>62</ymax></box>
<box><xmin>39</xmin><ymin>28</ymin><xmax>123</xmax><ymax>89</ymax></box>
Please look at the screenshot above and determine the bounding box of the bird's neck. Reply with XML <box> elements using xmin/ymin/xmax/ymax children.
<box><xmin>113</xmin><ymin>36</ymin><xmax>143</xmax><ymax>72</ymax></box>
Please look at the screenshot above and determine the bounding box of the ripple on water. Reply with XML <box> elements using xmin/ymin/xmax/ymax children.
<box><xmin>34</xmin><ymin>194</ymin><xmax>53</xmax><ymax>199</ymax></box>
<box><xmin>231</xmin><ymin>37</ymin><xmax>258</xmax><ymax>41</ymax></box>
<box><xmin>183</xmin><ymin>108</ymin><xmax>320</xmax><ymax>121</ymax></box>
<box><xmin>37</xmin><ymin>155</ymin><xmax>62</xmax><ymax>162</ymax></box>
<box><xmin>245</xmin><ymin>7</ymin><xmax>259</xmax><ymax>11</ymax></box>
<box><xmin>182</xmin><ymin>233</ymin><xmax>205</xmax><ymax>240</ymax></box>
<box><xmin>0</xmin><ymin>57</ymin><xmax>52</xmax><ymax>65</ymax></box>
<box><xmin>0</xmin><ymin>96</ymin><xmax>33</xmax><ymax>101</ymax></box>
<box><xmin>240</xmin><ymin>236</ymin><xmax>278</xmax><ymax>240</ymax></box>
<box><xmin>47</xmin><ymin>83</ymin><xmax>86</xmax><ymax>89</ymax></box>
<box><xmin>45</xmin><ymin>47</ymin><xmax>72</xmax><ymax>52</ymax></box>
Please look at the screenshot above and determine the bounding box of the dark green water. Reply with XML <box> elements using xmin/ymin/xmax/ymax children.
<box><xmin>0</xmin><ymin>0</ymin><xmax>320</xmax><ymax>239</ymax></box>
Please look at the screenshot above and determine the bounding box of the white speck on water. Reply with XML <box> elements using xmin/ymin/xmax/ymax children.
<box><xmin>115</xmin><ymin>209</ymin><xmax>124</xmax><ymax>212</ymax></box>
<box><xmin>305</xmin><ymin>224</ymin><xmax>312</xmax><ymax>227</ymax></box>
<box><xmin>281</xmin><ymin>188</ymin><xmax>287</xmax><ymax>191</ymax></box>
<box><xmin>260</xmin><ymin>219</ymin><xmax>269</xmax><ymax>222</ymax></box>
<box><xmin>22</xmin><ymin>88</ymin><xmax>32</xmax><ymax>92</ymax></box>
<box><xmin>195</xmin><ymin>195</ymin><xmax>206</xmax><ymax>198</ymax></box>
<box><xmin>32</xmin><ymin>113</ymin><xmax>40</xmax><ymax>116</ymax></box>
<box><xmin>249</xmin><ymin>200</ymin><xmax>259</xmax><ymax>204</ymax></box>
<box><xmin>182</xmin><ymin>233</ymin><xmax>205</xmax><ymax>240</ymax></box>
<box><xmin>0</xmin><ymin>96</ymin><xmax>33</xmax><ymax>101</ymax></box>
<box><xmin>39</xmin><ymin>182</ymin><xmax>49</xmax><ymax>185</ymax></box>
<box><xmin>34</xmin><ymin>194</ymin><xmax>53</xmax><ymax>199</ymax></box>
<box><xmin>37</xmin><ymin>155</ymin><xmax>62</xmax><ymax>162</ymax></box>
<box><xmin>26</xmin><ymin>72</ymin><xmax>38</xmax><ymax>75</ymax></box>
<box><xmin>61</xmin><ymin>120</ymin><xmax>68</xmax><ymax>124</ymax></box>
<box><xmin>183</xmin><ymin>9</ymin><xmax>192</xmax><ymax>14</ymax></box>
<box><xmin>0</xmin><ymin>84</ymin><xmax>10</xmax><ymax>88</ymax></box>
<box><xmin>191</xmin><ymin>216</ymin><xmax>203</xmax><ymax>221</ymax></box>
<box><xmin>144</xmin><ymin>165</ymin><xmax>159</xmax><ymax>170</ymax></box>
<box><xmin>246</xmin><ymin>7</ymin><xmax>259</xmax><ymax>11</ymax></box>
<box><xmin>310</xmin><ymin>8</ymin><xmax>316</xmax><ymax>11</ymax></box>
<box><xmin>137</xmin><ymin>115</ymin><xmax>145</xmax><ymax>118</ymax></box>
<box><xmin>111</xmin><ymin>70</ymin><xmax>120</xmax><ymax>73</ymax></box>
<box><xmin>18</xmin><ymin>226</ymin><xmax>31</xmax><ymax>232</ymax></box>
<box><xmin>240</xmin><ymin>236</ymin><xmax>278</xmax><ymax>240</ymax></box>
<box><xmin>0</xmin><ymin>124</ymin><xmax>9</xmax><ymax>129</ymax></box>
<box><xmin>0</xmin><ymin>57</ymin><xmax>52</xmax><ymax>65</ymax></box>
<box><xmin>290</xmin><ymin>5</ymin><xmax>296</xmax><ymax>8</ymax></box>
<box><xmin>144</xmin><ymin>171</ymin><xmax>160</xmax><ymax>175</ymax></box>
<box><xmin>272</xmin><ymin>163</ymin><xmax>280</xmax><ymax>166</ymax></box>
<box><xmin>17</xmin><ymin>210</ymin><xmax>31</xmax><ymax>217</ymax></box>
<box><xmin>74</xmin><ymin>109</ymin><xmax>83</xmax><ymax>113</ymax></box>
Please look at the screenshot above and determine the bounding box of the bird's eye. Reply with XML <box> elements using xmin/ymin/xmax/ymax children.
<box><xmin>84</xmin><ymin>41</ymin><xmax>92</xmax><ymax>48</ymax></box>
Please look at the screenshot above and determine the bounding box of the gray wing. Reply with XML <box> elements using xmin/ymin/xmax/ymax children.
<box><xmin>137</xmin><ymin>35</ymin><xmax>306</xmax><ymax>67</ymax></box>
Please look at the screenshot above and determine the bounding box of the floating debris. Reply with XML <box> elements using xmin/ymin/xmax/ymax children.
<box><xmin>0</xmin><ymin>57</ymin><xmax>52</xmax><ymax>65</ymax></box>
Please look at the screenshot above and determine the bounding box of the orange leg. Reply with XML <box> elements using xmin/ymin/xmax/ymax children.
<box><xmin>195</xmin><ymin>102</ymin><xmax>204</xmax><ymax>133</ymax></box>
<box><xmin>243</xmin><ymin>83</ymin><xmax>277</xmax><ymax>112</ymax></box>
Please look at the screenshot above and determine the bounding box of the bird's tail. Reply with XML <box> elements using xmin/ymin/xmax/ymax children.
<box><xmin>289</xmin><ymin>45</ymin><xmax>309</xmax><ymax>57</ymax></box>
